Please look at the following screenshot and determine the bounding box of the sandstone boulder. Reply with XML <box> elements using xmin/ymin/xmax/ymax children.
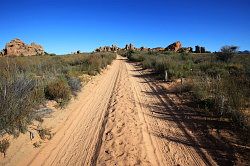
<box><xmin>166</xmin><ymin>41</ymin><xmax>182</xmax><ymax>52</ymax></box>
<box><xmin>3</xmin><ymin>38</ymin><xmax>44</xmax><ymax>56</ymax></box>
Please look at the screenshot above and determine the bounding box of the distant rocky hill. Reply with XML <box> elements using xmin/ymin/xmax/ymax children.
<box><xmin>95</xmin><ymin>41</ymin><xmax>207</xmax><ymax>53</ymax></box>
<box><xmin>0</xmin><ymin>38</ymin><xmax>45</xmax><ymax>57</ymax></box>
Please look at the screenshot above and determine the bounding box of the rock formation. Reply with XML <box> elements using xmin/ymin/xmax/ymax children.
<box><xmin>166</xmin><ymin>41</ymin><xmax>182</xmax><ymax>52</ymax></box>
<box><xmin>94</xmin><ymin>41</ymin><xmax>206</xmax><ymax>54</ymax></box>
<box><xmin>95</xmin><ymin>44</ymin><xmax>120</xmax><ymax>52</ymax></box>
<box><xmin>111</xmin><ymin>45</ymin><xmax>119</xmax><ymax>51</ymax></box>
<box><xmin>95</xmin><ymin>46</ymin><xmax>110</xmax><ymax>52</ymax></box>
<box><xmin>125</xmin><ymin>43</ymin><xmax>135</xmax><ymax>51</ymax></box>
<box><xmin>195</xmin><ymin>45</ymin><xmax>206</xmax><ymax>53</ymax></box>
<box><xmin>178</xmin><ymin>47</ymin><xmax>193</xmax><ymax>53</ymax></box>
<box><xmin>1</xmin><ymin>38</ymin><xmax>45</xmax><ymax>57</ymax></box>
<box><xmin>150</xmin><ymin>47</ymin><xmax>165</xmax><ymax>52</ymax></box>
<box><xmin>140</xmin><ymin>47</ymin><xmax>149</xmax><ymax>51</ymax></box>
<box><xmin>0</xmin><ymin>50</ymin><xmax>4</xmax><ymax>56</ymax></box>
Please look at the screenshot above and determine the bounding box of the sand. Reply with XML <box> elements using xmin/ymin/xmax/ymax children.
<box><xmin>0</xmin><ymin>55</ymin><xmax>217</xmax><ymax>166</ymax></box>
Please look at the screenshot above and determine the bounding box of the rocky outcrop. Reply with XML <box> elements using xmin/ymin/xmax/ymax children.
<box><xmin>150</xmin><ymin>47</ymin><xmax>165</xmax><ymax>52</ymax></box>
<box><xmin>95</xmin><ymin>46</ymin><xmax>110</xmax><ymax>52</ymax></box>
<box><xmin>95</xmin><ymin>44</ymin><xmax>120</xmax><ymax>52</ymax></box>
<box><xmin>195</xmin><ymin>45</ymin><xmax>206</xmax><ymax>53</ymax></box>
<box><xmin>94</xmin><ymin>41</ymin><xmax>208</xmax><ymax>54</ymax></box>
<box><xmin>125</xmin><ymin>43</ymin><xmax>135</xmax><ymax>51</ymax></box>
<box><xmin>0</xmin><ymin>50</ymin><xmax>4</xmax><ymax>56</ymax></box>
<box><xmin>178</xmin><ymin>47</ymin><xmax>193</xmax><ymax>53</ymax></box>
<box><xmin>111</xmin><ymin>45</ymin><xmax>119</xmax><ymax>51</ymax></box>
<box><xmin>140</xmin><ymin>47</ymin><xmax>149</xmax><ymax>51</ymax></box>
<box><xmin>71</xmin><ymin>50</ymin><xmax>81</xmax><ymax>54</ymax></box>
<box><xmin>166</xmin><ymin>41</ymin><xmax>182</xmax><ymax>52</ymax></box>
<box><xmin>2</xmin><ymin>38</ymin><xmax>44</xmax><ymax>56</ymax></box>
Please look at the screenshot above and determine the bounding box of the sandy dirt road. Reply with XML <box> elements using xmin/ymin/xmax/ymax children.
<box><xmin>16</xmin><ymin>55</ymin><xmax>217</xmax><ymax>166</ymax></box>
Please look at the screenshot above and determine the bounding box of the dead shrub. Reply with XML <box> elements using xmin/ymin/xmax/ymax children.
<box><xmin>0</xmin><ymin>139</ymin><xmax>10</xmax><ymax>157</ymax></box>
<box><xmin>38</xmin><ymin>127</ymin><xmax>52</xmax><ymax>140</ymax></box>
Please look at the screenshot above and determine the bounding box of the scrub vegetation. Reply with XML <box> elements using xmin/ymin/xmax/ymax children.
<box><xmin>121</xmin><ymin>48</ymin><xmax>250</xmax><ymax>138</ymax></box>
<box><xmin>0</xmin><ymin>52</ymin><xmax>116</xmax><ymax>137</ymax></box>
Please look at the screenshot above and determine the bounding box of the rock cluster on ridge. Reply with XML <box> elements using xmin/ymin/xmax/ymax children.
<box><xmin>94</xmin><ymin>41</ymin><xmax>207</xmax><ymax>53</ymax></box>
<box><xmin>1</xmin><ymin>38</ymin><xmax>45</xmax><ymax>57</ymax></box>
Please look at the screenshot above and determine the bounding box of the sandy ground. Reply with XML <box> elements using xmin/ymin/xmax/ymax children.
<box><xmin>0</xmin><ymin>55</ymin><xmax>218</xmax><ymax>166</ymax></box>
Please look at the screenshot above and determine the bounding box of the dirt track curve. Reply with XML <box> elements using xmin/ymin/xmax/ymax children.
<box><xmin>19</xmin><ymin>55</ymin><xmax>217</xmax><ymax>166</ymax></box>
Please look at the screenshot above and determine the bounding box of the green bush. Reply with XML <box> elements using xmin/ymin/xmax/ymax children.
<box><xmin>44</xmin><ymin>78</ymin><xmax>71</xmax><ymax>102</ymax></box>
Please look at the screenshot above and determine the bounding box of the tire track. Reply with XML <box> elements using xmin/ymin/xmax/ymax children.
<box><xmin>125</xmin><ymin>60</ymin><xmax>217</xmax><ymax>166</ymax></box>
<box><xmin>19</xmin><ymin>57</ymin><xmax>122</xmax><ymax>166</ymax></box>
<box><xmin>97</xmin><ymin>58</ymin><xmax>155</xmax><ymax>166</ymax></box>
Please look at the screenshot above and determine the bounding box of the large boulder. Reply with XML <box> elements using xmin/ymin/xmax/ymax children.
<box><xmin>166</xmin><ymin>41</ymin><xmax>182</xmax><ymax>52</ymax></box>
<box><xmin>3</xmin><ymin>38</ymin><xmax>44</xmax><ymax>56</ymax></box>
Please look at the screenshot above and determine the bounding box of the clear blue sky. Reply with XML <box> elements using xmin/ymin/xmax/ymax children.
<box><xmin>0</xmin><ymin>0</ymin><xmax>249</xmax><ymax>54</ymax></box>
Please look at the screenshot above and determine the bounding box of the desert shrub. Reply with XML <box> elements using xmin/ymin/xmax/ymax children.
<box><xmin>37</xmin><ymin>127</ymin><xmax>52</xmax><ymax>140</ymax></box>
<box><xmin>87</xmin><ymin>54</ymin><xmax>102</xmax><ymax>73</ymax></box>
<box><xmin>126</xmin><ymin>51</ymin><xmax>144</xmax><ymax>62</ymax></box>
<box><xmin>0</xmin><ymin>74</ymin><xmax>44</xmax><ymax>136</ymax></box>
<box><xmin>192</xmin><ymin>69</ymin><xmax>249</xmax><ymax>128</ymax></box>
<box><xmin>67</xmin><ymin>77</ymin><xmax>82</xmax><ymax>95</ymax></box>
<box><xmin>86</xmin><ymin>53</ymin><xmax>116</xmax><ymax>75</ymax></box>
<box><xmin>216</xmin><ymin>45</ymin><xmax>239</xmax><ymax>62</ymax></box>
<box><xmin>127</xmin><ymin>50</ymin><xmax>249</xmax><ymax>131</ymax></box>
<box><xmin>44</xmin><ymin>78</ymin><xmax>71</xmax><ymax>102</ymax></box>
<box><xmin>127</xmin><ymin>51</ymin><xmax>194</xmax><ymax>80</ymax></box>
<box><xmin>196</xmin><ymin>62</ymin><xmax>227</xmax><ymax>77</ymax></box>
<box><xmin>0</xmin><ymin>139</ymin><xmax>10</xmax><ymax>157</ymax></box>
<box><xmin>33</xmin><ymin>141</ymin><xmax>41</xmax><ymax>148</ymax></box>
<box><xmin>142</xmin><ymin>55</ymin><xmax>156</xmax><ymax>69</ymax></box>
<box><xmin>216</xmin><ymin>52</ymin><xmax>233</xmax><ymax>62</ymax></box>
<box><xmin>0</xmin><ymin>52</ymin><xmax>116</xmax><ymax>137</ymax></box>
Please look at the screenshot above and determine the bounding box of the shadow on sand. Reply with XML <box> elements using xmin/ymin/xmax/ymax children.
<box><xmin>128</xmin><ymin>60</ymin><xmax>249</xmax><ymax>166</ymax></box>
